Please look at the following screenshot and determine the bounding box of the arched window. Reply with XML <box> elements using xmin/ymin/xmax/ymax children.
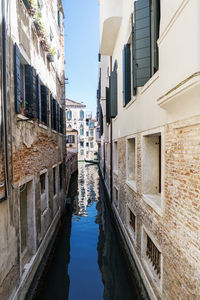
<box><xmin>66</xmin><ymin>110</ymin><xmax>72</xmax><ymax>120</ymax></box>
<box><xmin>80</xmin><ymin>110</ymin><xmax>84</xmax><ymax>120</ymax></box>
<box><xmin>80</xmin><ymin>124</ymin><xmax>84</xmax><ymax>136</ymax></box>
<box><xmin>68</xmin><ymin>123</ymin><xmax>72</xmax><ymax>128</ymax></box>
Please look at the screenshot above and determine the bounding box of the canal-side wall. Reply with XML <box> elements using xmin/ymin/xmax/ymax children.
<box><xmin>65</xmin><ymin>151</ymin><xmax>78</xmax><ymax>195</ymax></box>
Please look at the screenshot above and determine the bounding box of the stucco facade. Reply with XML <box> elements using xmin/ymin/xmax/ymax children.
<box><xmin>0</xmin><ymin>0</ymin><xmax>66</xmax><ymax>299</ymax></box>
<box><xmin>97</xmin><ymin>0</ymin><xmax>200</xmax><ymax>299</ymax></box>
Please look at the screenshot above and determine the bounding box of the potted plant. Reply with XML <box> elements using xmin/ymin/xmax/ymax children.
<box><xmin>28</xmin><ymin>0</ymin><xmax>36</xmax><ymax>16</ymax></box>
<box><xmin>47</xmin><ymin>47</ymin><xmax>56</xmax><ymax>62</ymax></box>
<box><xmin>33</xmin><ymin>9</ymin><xmax>42</xmax><ymax>31</ymax></box>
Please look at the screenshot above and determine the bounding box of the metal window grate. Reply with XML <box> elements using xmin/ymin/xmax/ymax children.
<box><xmin>146</xmin><ymin>235</ymin><xmax>161</xmax><ymax>277</ymax></box>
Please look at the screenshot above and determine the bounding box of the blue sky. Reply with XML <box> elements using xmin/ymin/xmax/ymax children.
<box><xmin>63</xmin><ymin>0</ymin><xmax>100</xmax><ymax>116</ymax></box>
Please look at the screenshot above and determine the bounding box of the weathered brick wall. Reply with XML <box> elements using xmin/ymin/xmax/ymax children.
<box><xmin>113</xmin><ymin>115</ymin><xmax>200</xmax><ymax>300</ymax></box>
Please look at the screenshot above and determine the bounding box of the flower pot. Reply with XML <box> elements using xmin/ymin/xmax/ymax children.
<box><xmin>47</xmin><ymin>53</ymin><xmax>54</xmax><ymax>62</ymax></box>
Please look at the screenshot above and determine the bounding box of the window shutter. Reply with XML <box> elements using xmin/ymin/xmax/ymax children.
<box><xmin>53</xmin><ymin>99</ymin><xmax>56</xmax><ymax>130</ymax></box>
<box><xmin>152</xmin><ymin>0</ymin><xmax>160</xmax><ymax>72</ymax></box>
<box><xmin>50</xmin><ymin>94</ymin><xmax>54</xmax><ymax>129</ymax></box>
<box><xmin>110</xmin><ymin>70</ymin><xmax>118</xmax><ymax>118</ymax></box>
<box><xmin>60</xmin><ymin>107</ymin><xmax>63</xmax><ymax>133</ymax></box>
<box><xmin>106</xmin><ymin>87</ymin><xmax>110</xmax><ymax>124</ymax></box>
<box><xmin>134</xmin><ymin>0</ymin><xmax>151</xmax><ymax>87</ymax></box>
<box><xmin>14</xmin><ymin>43</ymin><xmax>21</xmax><ymax>114</ymax></box>
<box><xmin>37</xmin><ymin>75</ymin><xmax>41</xmax><ymax>121</ymax></box>
<box><xmin>123</xmin><ymin>44</ymin><xmax>131</xmax><ymax>106</ymax></box>
<box><xmin>25</xmin><ymin>65</ymin><xmax>37</xmax><ymax>118</ymax></box>
<box><xmin>56</xmin><ymin>103</ymin><xmax>60</xmax><ymax>132</ymax></box>
<box><xmin>41</xmin><ymin>85</ymin><xmax>49</xmax><ymax>126</ymax></box>
<box><xmin>100</xmin><ymin>106</ymin><xmax>103</xmax><ymax>136</ymax></box>
<box><xmin>131</xmin><ymin>14</ymin><xmax>137</xmax><ymax>96</ymax></box>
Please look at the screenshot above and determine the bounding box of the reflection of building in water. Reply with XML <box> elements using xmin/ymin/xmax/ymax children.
<box><xmin>96</xmin><ymin>186</ymin><xmax>149</xmax><ymax>300</ymax></box>
<box><xmin>73</xmin><ymin>164</ymin><xmax>99</xmax><ymax>216</ymax></box>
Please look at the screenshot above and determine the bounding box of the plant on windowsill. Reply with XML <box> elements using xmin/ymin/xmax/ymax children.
<box><xmin>47</xmin><ymin>47</ymin><xmax>56</xmax><ymax>62</ymax></box>
<box><xmin>33</xmin><ymin>9</ymin><xmax>42</xmax><ymax>31</ymax></box>
<box><xmin>27</xmin><ymin>0</ymin><xmax>37</xmax><ymax>16</ymax></box>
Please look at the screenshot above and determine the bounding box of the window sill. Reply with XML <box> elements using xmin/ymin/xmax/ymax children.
<box><xmin>140</xmin><ymin>71</ymin><xmax>159</xmax><ymax>95</ymax></box>
<box><xmin>126</xmin><ymin>180</ymin><xmax>137</xmax><ymax>193</ymax></box>
<box><xmin>16</xmin><ymin>114</ymin><xmax>29</xmax><ymax>121</ymax></box>
<box><xmin>125</xmin><ymin>96</ymin><xmax>136</xmax><ymax>110</ymax></box>
<box><xmin>127</xmin><ymin>226</ymin><xmax>136</xmax><ymax>245</ymax></box>
<box><xmin>39</xmin><ymin>123</ymin><xmax>48</xmax><ymax>130</ymax></box>
<box><xmin>143</xmin><ymin>193</ymin><xmax>162</xmax><ymax>216</ymax></box>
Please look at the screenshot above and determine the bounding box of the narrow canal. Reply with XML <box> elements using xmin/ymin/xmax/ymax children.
<box><xmin>33</xmin><ymin>164</ymin><xmax>148</xmax><ymax>300</ymax></box>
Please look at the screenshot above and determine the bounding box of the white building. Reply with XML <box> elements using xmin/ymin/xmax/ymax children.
<box><xmin>97</xmin><ymin>0</ymin><xmax>200</xmax><ymax>299</ymax></box>
<box><xmin>66</xmin><ymin>99</ymin><xmax>86</xmax><ymax>161</ymax></box>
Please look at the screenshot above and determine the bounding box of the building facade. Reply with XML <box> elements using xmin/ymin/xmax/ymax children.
<box><xmin>85</xmin><ymin>115</ymin><xmax>98</xmax><ymax>161</ymax></box>
<box><xmin>66</xmin><ymin>99</ymin><xmax>86</xmax><ymax>161</ymax></box>
<box><xmin>0</xmin><ymin>0</ymin><xmax>66</xmax><ymax>299</ymax></box>
<box><xmin>97</xmin><ymin>0</ymin><xmax>200</xmax><ymax>299</ymax></box>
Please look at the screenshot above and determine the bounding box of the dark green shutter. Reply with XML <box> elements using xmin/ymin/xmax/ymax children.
<box><xmin>110</xmin><ymin>70</ymin><xmax>118</xmax><ymax>118</ymax></box>
<box><xmin>53</xmin><ymin>99</ymin><xmax>56</xmax><ymax>130</ymax></box>
<box><xmin>56</xmin><ymin>103</ymin><xmax>60</xmax><ymax>132</ymax></box>
<box><xmin>152</xmin><ymin>0</ymin><xmax>160</xmax><ymax>72</ymax></box>
<box><xmin>41</xmin><ymin>85</ymin><xmax>49</xmax><ymax>126</ymax></box>
<box><xmin>14</xmin><ymin>43</ymin><xmax>21</xmax><ymax>114</ymax></box>
<box><xmin>100</xmin><ymin>106</ymin><xmax>103</xmax><ymax>136</ymax></box>
<box><xmin>123</xmin><ymin>44</ymin><xmax>131</xmax><ymax>106</ymax></box>
<box><xmin>60</xmin><ymin>107</ymin><xmax>63</xmax><ymax>133</ymax></box>
<box><xmin>25</xmin><ymin>65</ymin><xmax>37</xmax><ymax>118</ymax></box>
<box><xmin>37</xmin><ymin>75</ymin><xmax>41</xmax><ymax>121</ymax></box>
<box><xmin>131</xmin><ymin>14</ymin><xmax>137</xmax><ymax>96</ymax></box>
<box><xmin>50</xmin><ymin>94</ymin><xmax>54</xmax><ymax>129</ymax></box>
<box><xmin>134</xmin><ymin>0</ymin><xmax>151</xmax><ymax>87</ymax></box>
<box><xmin>106</xmin><ymin>87</ymin><xmax>110</xmax><ymax>124</ymax></box>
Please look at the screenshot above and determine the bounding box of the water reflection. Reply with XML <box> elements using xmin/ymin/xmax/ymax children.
<box><xmin>34</xmin><ymin>163</ymin><xmax>148</xmax><ymax>300</ymax></box>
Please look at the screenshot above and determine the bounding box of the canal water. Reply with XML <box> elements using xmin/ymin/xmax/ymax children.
<box><xmin>34</xmin><ymin>163</ymin><xmax>148</xmax><ymax>300</ymax></box>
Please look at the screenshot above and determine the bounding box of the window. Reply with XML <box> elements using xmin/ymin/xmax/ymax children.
<box><xmin>66</xmin><ymin>110</ymin><xmax>72</xmax><ymax>120</ymax></box>
<box><xmin>142</xmin><ymin>132</ymin><xmax>162</xmax><ymax>211</ymax></box>
<box><xmin>90</xmin><ymin>142</ymin><xmax>93</xmax><ymax>148</ymax></box>
<box><xmin>90</xmin><ymin>129</ymin><xmax>94</xmax><ymax>137</ymax></box>
<box><xmin>86</xmin><ymin>131</ymin><xmax>89</xmax><ymax>136</ymax></box>
<box><xmin>142</xmin><ymin>228</ymin><xmax>162</xmax><ymax>286</ymax></box>
<box><xmin>86</xmin><ymin>142</ymin><xmax>89</xmax><ymax>147</ymax></box>
<box><xmin>80</xmin><ymin>110</ymin><xmax>84</xmax><ymax>120</ymax></box>
<box><xmin>127</xmin><ymin>137</ymin><xmax>136</xmax><ymax>189</ymax></box>
<box><xmin>89</xmin><ymin>122</ymin><xmax>94</xmax><ymax>128</ymax></box>
<box><xmin>86</xmin><ymin>120</ymin><xmax>89</xmax><ymax>126</ymax></box>
<box><xmin>80</xmin><ymin>149</ymin><xmax>84</xmax><ymax>156</ymax></box>
<box><xmin>80</xmin><ymin>125</ymin><xmax>84</xmax><ymax>136</ymax></box>
<box><xmin>80</xmin><ymin>142</ymin><xmax>84</xmax><ymax>148</ymax></box>
<box><xmin>67</xmin><ymin>135</ymin><xmax>75</xmax><ymax>144</ymax></box>
<box><xmin>129</xmin><ymin>209</ymin><xmax>136</xmax><ymax>233</ymax></box>
<box><xmin>133</xmin><ymin>0</ymin><xmax>160</xmax><ymax>88</ymax></box>
<box><xmin>58</xmin><ymin>10</ymin><xmax>63</xmax><ymax>31</ymax></box>
<box><xmin>40</xmin><ymin>171</ymin><xmax>48</xmax><ymax>213</ymax></box>
<box><xmin>113</xmin><ymin>141</ymin><xmax>118</xmax><ymax>172</ymax></box>
<box><xmin>53</xmin><ymin>167</ymin><xmax>56</xmax><ymax>196</ymax></box>
<box><xmin>41</xmin><ymin>85</ymin><xmax>49</xmax><ymax>126</ymax></box>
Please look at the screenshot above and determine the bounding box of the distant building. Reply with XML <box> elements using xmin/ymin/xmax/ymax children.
<box><xmin>66</xmin><ymin>99</ymin><xmax>86</xmax><ymax>161</ymax></box>
<box><xmin>66</xmin><ymin>128</ymin><xmax>78</xmax><ymax>153</ymax></box>
<box><xmin>85</xmin><ymin>116</ymin><xmax>98</xmax><ymax>161</ymax></box>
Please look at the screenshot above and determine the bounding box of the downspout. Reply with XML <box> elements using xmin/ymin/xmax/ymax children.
<box><xmin>110</xmin><ymin>56</ymin><xmax>113</xmax><ymax>203</ymax></box>
<box><xmin>0</xmin><ymin>0</ymin><xmax>9</xmax><ymax>202</ymax></box>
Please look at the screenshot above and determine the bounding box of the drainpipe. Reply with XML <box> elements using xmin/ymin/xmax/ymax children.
<box><xmin>110</xmin><ymin>56</ymin><xmax>113</xmax><ymax>203</ymax></box>
<box><xmin>0</xmin><ymin>0</ymin><xmax>9</xmax><ymax>202</ymax></box>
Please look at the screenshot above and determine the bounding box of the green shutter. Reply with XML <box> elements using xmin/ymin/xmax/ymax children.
<box><xmin>41</xmin><ymin>86</ymin><xmax>49</xmax><ymax>126</ymax></box>
<box><xmin>110</xmin><ymin>70</ymin><xmax>118</xmax><ymax>118</ymax></box>
<box><xmin>106</xmin><ymin>87</ymin><xmax>110</xmax><ymax>124</ymax></box>
<box><xmin>50</xmin><ymin>94</ymin><xmax>54</xmax><ymax>129</ymax></box>
<box><xmin>14</xmin><ymin>43</ymin><xmax>21</xmax><ymax>114</ymax></box>
<box><xmin>37</xmin><ymin>75</ymin><xmax>41</xmax><ymax>121</ymax></box>
<box><xmin>152</xmin><ymin>0</ymin><xmax>160</xmax><ymax>72</ymax></box>
<box><xmin>56</xmin><ymin>102</ymin><xmax>59</xmax><ymax>132</ymax></box>
<box><xmin>53</xmin><ymin>99</ymin><xmax>56</xmax><ymax>130</ymax></box>
<box><xmin>25</xmin><ymin>65</ymin><xmax>37</xmax><ymax>118</ymax></box>
<box><xmin>134</xmin><ymin>0</ymin><xmax>151</xmax><ymax>87</ymax></box>
<box><xmin>123</xmin><ymin>44</ymin><xmax>131</xmax><ymax>106</ymax></box>
<box><xmin>131</xmin><ymin>14</ymin><xmax>137</xmax><ymax>96</ymax></box>
<box><xmin>60</xmin><ymin>107</ymin><xmax>63</xmax><ymax>133</ymax></box>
